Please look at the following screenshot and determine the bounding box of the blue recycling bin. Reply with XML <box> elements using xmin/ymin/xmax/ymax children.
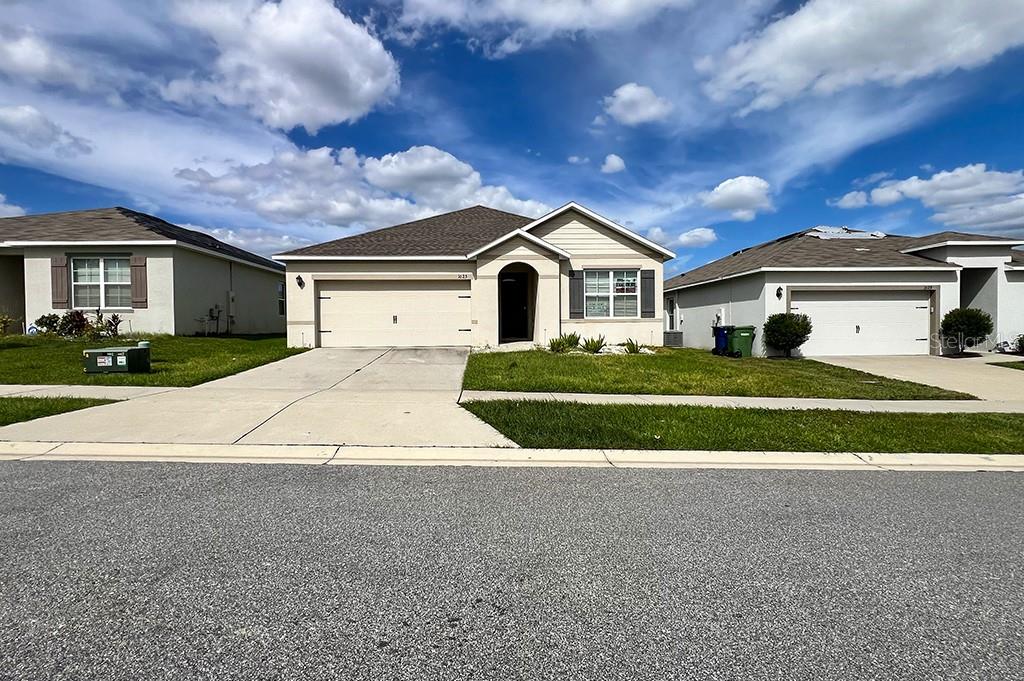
<box><xmin>712</xmin><ymin>325</ymin><xmax>733</xmax><ymax>355</ymax></box>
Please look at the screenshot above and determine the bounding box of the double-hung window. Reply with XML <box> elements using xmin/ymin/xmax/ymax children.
<box><xmin>72</xmin><ymin>257</ymin><xmax>131</xmax><ymax>309</ymax></box>
<box><xmin>584</xmin><ymin>269</ymin><xmax>639</xmax><ymax>318</ymax></box>
<box><xmin>277</xmin><ymin>282</ymin><xmax>286</xmax><ymax>316</ymax></box>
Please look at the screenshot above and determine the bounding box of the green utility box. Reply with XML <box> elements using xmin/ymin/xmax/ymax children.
<box><xmin>83</xmin><ymin>344</ymin><xmax>151</xmax><ymax>374</ymax></box>
<box><xmin>726</xmin><ymin>326</ymin><xmax>756</xmax><ymax>358</ymax></box>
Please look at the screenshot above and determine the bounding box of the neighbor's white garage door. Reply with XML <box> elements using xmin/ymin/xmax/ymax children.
<box><xmin>317</xmin><ymin>280</ymin><xmax>472</xmax><ymax>347</ymax></box>
<box><xmin>789</xmin><ymin>289</ymin><xmax>932</xmax><ymax>356</ymax></box>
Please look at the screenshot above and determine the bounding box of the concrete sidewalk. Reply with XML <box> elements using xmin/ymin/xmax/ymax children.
<box><xmin>459</xmin><ymin>390</ymin><xmax>1024</xmax><ymax>413</ymax></box>
<box><xmin>1</xmin><ymin>441</ymin><xmax>1022</xmax><ymax>471</ymax></box>
<box><xmin>0</xmin><ymin>384</ymin><xmax>179</xmax><ymax>400</ymax></box>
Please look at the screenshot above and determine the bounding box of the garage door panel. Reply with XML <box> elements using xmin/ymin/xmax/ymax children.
<box><xmin>318</xmin><ymin>280</ymin><xmax>471</xmax><ymax>347</ymax></box>
<box><xmin>790</xmin><ymin>289</ymin><xmax>931</xmax><ymax>356</ymax></box>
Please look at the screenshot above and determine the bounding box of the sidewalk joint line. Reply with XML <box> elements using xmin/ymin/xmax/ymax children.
<box><xmin>230</xmin><ymin>349</ymin><xmax>393</xmax><ymax>445</ymax></box>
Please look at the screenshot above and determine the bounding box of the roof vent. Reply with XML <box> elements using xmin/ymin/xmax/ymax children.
<box><xmin>808</xmin><ymin>226</ymin><xmax>886</xmax><ymax>240</ymax></box>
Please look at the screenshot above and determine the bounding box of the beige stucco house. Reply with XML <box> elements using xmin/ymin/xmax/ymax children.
<box><xmin>275</xmin><ymin>203</ymin><xmax>675</xmax><ymax>348</ymax></box>
<box><xmin>0</xmin><ymin>207</ymin><xmax>286</xmax><ymax>336</ymax></box>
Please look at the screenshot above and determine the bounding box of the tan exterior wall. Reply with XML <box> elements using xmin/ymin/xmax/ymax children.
<box><xmin>534</xmin><ymin>210</ymin><xmax>666</xmax><ymax>345</ymax></box>
<box><xmin>284</xmin><ymin>260</ymin><xmax>475</xmax><ymax>348</ymax></box>
<box><xmin>23</xmin><ymin>245</ymin><xmax>177</xmax><ymax>334</ymax></box>
<box><xmin>172</xmin><ymin>248</ymin><xmax>285</xmax><ymax>336</ymax></box>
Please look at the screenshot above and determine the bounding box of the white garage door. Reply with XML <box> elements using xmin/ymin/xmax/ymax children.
<box><xmin>789</xmin><ymin>289</ymin><xmax>932</xmax><ymax>356</ymax></box>
<box><xmin>317</xmin><ymin>280</ymin><xmax>472</xmax><ymax>347</ymax></box>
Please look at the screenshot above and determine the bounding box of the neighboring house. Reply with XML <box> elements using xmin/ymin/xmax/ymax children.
<box><xmin>275</xmin><ymin>203</ymin><xmax>675</xmax><ymax>348</ymax></box>
<box><xmin>663</xmin><ymin>227</ymin><xmax>1024</xmax><ymax>356</ymax></box>
<box><xmin>0</xmin><ymin>207</ymin><xmax>286</xmax><ymax>336</ymax></box>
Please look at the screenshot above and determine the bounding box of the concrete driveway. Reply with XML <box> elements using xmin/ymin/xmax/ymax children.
<box><xmin>816</xmin><ymin>353</ymin><xmax>1024</xmax><ymax>401</ymax></box>
<box><xmin>0</xmin><ymin>348</ymin><xmax>514</xmax><ymax>447</ymax></box>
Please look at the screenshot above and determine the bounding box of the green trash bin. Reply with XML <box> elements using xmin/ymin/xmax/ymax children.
<box><xmin>726</xmin><ymin>325</ymin><xmax>756</xmax><ymax>358</ymax></box>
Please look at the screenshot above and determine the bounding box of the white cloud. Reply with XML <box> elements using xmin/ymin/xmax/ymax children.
<box><xmin>701</xmin><ymin>175</ymin><xmax>772</xmax><ymax>221</ymax></box>
<box><xmin>676</xmin><ymin>226</ymin><xmax>718</xmax><ymax>247</ymax></box>
<box><xmin>166</xmin><ymin>0</ymin><xmax>400</xmax><ymax>133</ymax></box>
<box><xmin>182</xmin><ymin>223</ymin><xmax>313</xmax><ymax>257</ymax></box>
<box><xmin>567</xmin><ymin>155</ymin><xmax>589</xmax><ymax>165</ymax></box>
<box><xmin>0</xmin><ymin>28</ymin><xmax>91</xmax><ymax>90</ymax></box>
<box><xmin>704</xmin><ymin>0</ymin><xmax>1024</xmax><ymax>113</ymax></box>
<box><xmin>852</xmin><ymin>170</ymin><xmax>893</xmax><ymax>188</ymax></box>
<box><xmin>0</xmin><ymin>105</ymin><xmax>93</xmax><ymax>156</ymax></box>
<box><xmin>176</xmin><ymin>144</ymin><xmax>550</xmax><ymax>230</ymax></box>
<box><xmin>393</xmin><ymin>0</ymin><xmax>695</xmax><ymax>55</ymax></box>
<box><xmin>0</xmin><ymin>192</ymin><xmax>26</xmax><ymax>218</ymax></box>
<box><xmin>602</xmin><ymin>83</ymin><xmax>673</xmax><ymax>125</ymax></box>
<box><xmin>600</xmin><ymin>153</ymin><xmax>625</xmax><ymax>174</ymax></box>
<box><xmin>866</xmin><ymin>164</ymin><xmax>1024</xmax><ymax>233</ymax></box>
<box><xmin>828</xmin><ymin>190</ymin><xmax>869</xmax><ymax>209</ymax></box>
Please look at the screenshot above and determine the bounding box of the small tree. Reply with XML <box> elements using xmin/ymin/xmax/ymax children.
<box><xmin>763</xmin><ymin>312</ymin><xmax>813</xmax><ymax>358</ymax></box>
<box><xmin>940</xmin><ymin>308</ymin><xmax>994</xmax><ymax>354</ymax></box>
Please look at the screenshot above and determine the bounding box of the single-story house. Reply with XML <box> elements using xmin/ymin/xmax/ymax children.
<box><xmin>274</xmin><ymin>202</ymin><xmax>675</xmax><ymax>348</ymax></box>
<box><xmin>0</xmin><ymin>207</ymin><xmax>286</xmax><ymax>336</ymax></box>
<box><xmin>663</xmin><ymin>227</ymin><xmax>1024</xmax><ymax>356</ymax></box>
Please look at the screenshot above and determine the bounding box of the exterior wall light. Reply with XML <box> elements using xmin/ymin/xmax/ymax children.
<box><xmin>296</xmin><ymin>275</ymin><xmax>305</xmax><ymax>289</ymax></box>
<box><xmin>776</xmin><ymin>286</ymin><xmax>784</xmax><ymax>300</ymax></box>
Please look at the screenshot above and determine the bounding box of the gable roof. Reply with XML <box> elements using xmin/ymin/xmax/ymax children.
<box><xmin>520</xmin><ymin>202</ymin><xmax>676</xmax><ymax>260</ymax></box>
<box><xmin>663</xmin><ymin>227</ymin><xmax>1021</xmax><ymax>291</ymax></box>
<box><xmin>276</xmin><ymin>205</ymin><xmax>532</xmax><ymax>259</ymax></box>
<box><xmin>900</xmin><ymin>230</ymin><xmax>1024</xmax><ymax>253</ymax></box>
<box><xmin>0</xmin><ymin>207</ymin><xmax>282</xmax><ymax>271</ymax></box>
<box><xmin>275</xmin><ymin>202</ymin><xmax>674</xmax><ymax>261</ymax></box>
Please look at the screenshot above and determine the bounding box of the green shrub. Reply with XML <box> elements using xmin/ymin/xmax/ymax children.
<box><xmin>623</xmin><ymin>338</ymin><xmax>644</xmax><ymax>354</ymax></box>
<box><xmin>34</xmin><ymin>314</ymin><xmax>61</xmax><ymax>335</ymax></box>
<box><xmin>581</xmin><ymin>335</ymin><xmax>606</xmax><ymax>354</ymax></box>
<box><xmin>940</xmin><ymin>308</ymin><xmax>993</xmax><ymax>354</ymax></box>
<box><xmin>1016</xmin><ymin>334</ymin><xmax>1024</xmax><ymax>354</ymax></box>
<box><xmin>57</xmin><ymin>310</ymin><xmax>89</xmax><ymax>338</ymax></box>
<box><xmin>0</xmin><ymin>314</ymin><xmax>15</xmax><ymax>335</ymax></box>
<box><xmin>763</xmin><ymin>313</ymin><xmax>813</xmax><ymax>358</ymax></box>
<box><xmin>548</xmin><ymin>332</ymin><xmax>581</xmax><ymax>353</ymax></box>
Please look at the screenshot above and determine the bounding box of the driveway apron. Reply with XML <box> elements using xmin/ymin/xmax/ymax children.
<box><xmin>0</xmin><ymin>348</ymin><xmax>514</xmax><ymax>448</ymax></box>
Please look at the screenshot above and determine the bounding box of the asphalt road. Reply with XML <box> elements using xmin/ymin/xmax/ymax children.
<box><xmin>0</xmin><ymin>462</ymin><xmax>1021</xmax><ymax>680</ymax></box>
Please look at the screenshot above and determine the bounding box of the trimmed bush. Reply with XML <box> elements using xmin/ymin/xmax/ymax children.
<box><xmin>940</xmin><ymin>308</ymin><xmax>993</xmax><ymax>354</ymax></box>
<box><xmin>1015</xmin><ymin>334</ymin><xmax>1024</xmax><ymax>354</ymax></box>
<box><xmin>581</xmin><ymin>335</ymin><xmax>606</xmax><ymax>354</ymax></box>
<box><xmin>763</xmin><ymin>312</ymin><xmax>813</xmax><ymax>358</ymax></box>
<box><xmin>548</xmin><ymin>332</ymin><xmax>581</xmax><ymax>353</ymax></box>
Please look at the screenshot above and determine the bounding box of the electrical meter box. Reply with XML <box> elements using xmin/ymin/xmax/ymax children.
<box><xmin>83</xmin><ymin>345</ymin><xmax>151</xmax><ymax>374</ymax></box>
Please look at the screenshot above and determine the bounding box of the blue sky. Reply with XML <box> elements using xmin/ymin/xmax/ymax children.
<box><xmin>1</xmin><ymin>0</ymin><xmax>1023</xmax><ymax>275</ymax></box>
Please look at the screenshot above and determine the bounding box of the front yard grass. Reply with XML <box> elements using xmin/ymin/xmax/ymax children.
<box><xmin>995</xmin><ymin>361</ymin><xmax>1024</xmax><ymax>371</ymax></box>
<box><xmin>0</xmin><ymin>397</ymin><xmax>116</xmax><ymax>427</ymax></box>
<box><xmin>463</xmin><ymin>400</ymin><xmax>1024</xmax><ymax>453</ymax></box>
<box><xmin>0</xmin><ymin>335</ymin><xmax>305</xmax><ymax>387</ymax></box>
<box><xmin>464</xmin><ymin>349</ymin><xmax>970</xmax><ymax>400</ymax></box>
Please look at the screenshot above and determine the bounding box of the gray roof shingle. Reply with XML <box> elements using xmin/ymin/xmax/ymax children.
<box><xmin>0</xmin><ymin>207</ymin><xmax>282</xmax><ymax>271</ymax></box>
<box><xmin>277</xmin><ymin>205</ymin><xmax>533</xmax><ymax>257</ymax></box>
<box><xmin>665</xmin><ymin>228</ymin><xmax>1022</xmax><ymax>290</ymax></box>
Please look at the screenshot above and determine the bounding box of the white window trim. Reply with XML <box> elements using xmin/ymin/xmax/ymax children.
<box><xmin>71</xmin><ymin>256</ymin><xmax>132</xmax><ymax>310</ymax></box>
<box><xmin>584</xmin><ymin>269</ymin><xmax>640</xmax><ymax>319</ymax></box>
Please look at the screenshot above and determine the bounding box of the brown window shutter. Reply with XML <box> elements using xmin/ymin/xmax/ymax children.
<box><xmin>130</xmin><ymin>255</ymin><xmax>148</xmax><ymax>309</ymax></box>
<box><xmin>569</xmin><ymin>269</ymin><xmax>584</xmax><ymax>319</ymax></box>
<box><xmin>640</xmin><ymin>269</ymin><xmax>656</xmax><ymax>318</ymax></box>
<box><xmin>51</xmin><ymin>256</ymin><xmax>69</xmax><ymax>309</ymax></box>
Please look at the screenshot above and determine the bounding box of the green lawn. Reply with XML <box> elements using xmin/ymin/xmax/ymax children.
<box><xmin>0</xmin><ymin>396</ymin><xmax>115</xmax><ymax>427</ymax></box>
<box><xmin>463</xmin><ymin>400</ymin><xmax>1024</xmax><ymax>453</ymax></box>
<box><xmin>0</xmin><ymin>335</ymin><xmax>305</xmax><ymax>387</ymax></box>
<box><xmin>464</xmin><ymin>349</ymin><xmax>970</xmax><ymax>400</ymax></box>
<box><xmin>995</xmin><ymin>361</ymin><xmax>1024</xmax><ymax>371</ymax></box>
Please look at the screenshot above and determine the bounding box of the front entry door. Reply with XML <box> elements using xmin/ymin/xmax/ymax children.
<box><xmin>499</xmin><ymin>272</ymin><xmax>529</xmax><ymax>342</ymax></box>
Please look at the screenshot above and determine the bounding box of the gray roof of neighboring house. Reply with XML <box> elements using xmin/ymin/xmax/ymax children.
<box><xmin>665</xmin><ymin>227</ymin><xmax>1023</xmax><ymax>290</ymax></box>
<box><xmin>1012</xmin><ymin>250</ymin><xmax>1024</xmax><ymax>266</ymax></box>
<box><xmin>0</xmin><ymin>207</ymin><xmax>282</xmax><ymax>271</ymax></box>
<box><xmin>277</xmin><ymin>205</ymin><xmax>533</xmax><ymax>257</ymax></box>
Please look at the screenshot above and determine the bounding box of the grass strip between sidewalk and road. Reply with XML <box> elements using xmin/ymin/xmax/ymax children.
<box><xmin>995</xmin><ymin>361</ymin><xmax>1024</xmax><ymax>371</ymax></box>
<box><xmin>462</xmin><ymin>400</ymin><xmax>1024</xmax><ymax>454</ymax></box>
<box><xmin>0</xmin><ymin>397</ymin><xmax>116</xmax><ymax>427</ymax></box>
<box><xmin>463</xmin><ymin>349</ymin><xmax>970</xmax><ymax>400</ymax></box>
<box><xmin>0</xmin><ymin>335</ymin><xmax>305</xmax><ymax>387</ymax></box>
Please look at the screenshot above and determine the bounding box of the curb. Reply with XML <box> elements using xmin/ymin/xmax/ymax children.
<box><xmin>2</xmin><ymin>441</ymin><xmax>1022</xmax><ymax>471</ymax></box>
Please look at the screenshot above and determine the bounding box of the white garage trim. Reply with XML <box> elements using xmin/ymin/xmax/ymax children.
<box><xmin>316</xmin><ymin>279</ymin><xmax>472</xmax><ymax>348</ymax></box>
<box><xmin>789</xmin><ymin>288</ymin><xmax>935</xmax><ymax>356</ymax></box>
